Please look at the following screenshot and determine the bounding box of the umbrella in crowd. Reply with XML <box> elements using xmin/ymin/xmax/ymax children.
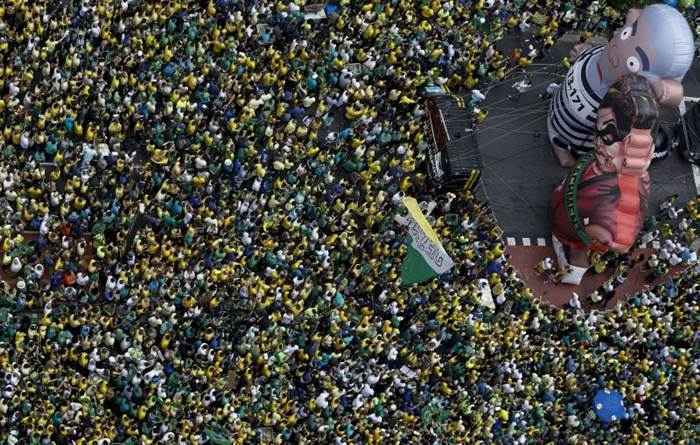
<box><xmin>593</xmin><ymin>389</ymin><xmax>629</xmax><ymax>423</ymax></box>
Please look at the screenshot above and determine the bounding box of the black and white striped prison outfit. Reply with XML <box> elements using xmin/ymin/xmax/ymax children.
<box><xmin>547</xmin><ymin>45</ymin><xmax>606</xmax><ymax>156</ymax></box>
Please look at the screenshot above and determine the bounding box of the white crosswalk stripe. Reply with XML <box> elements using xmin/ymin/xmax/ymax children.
<box><xmin>505</xmin><ymin>237</ymin><xmax>550</xmax><ymax>247</ymax></box>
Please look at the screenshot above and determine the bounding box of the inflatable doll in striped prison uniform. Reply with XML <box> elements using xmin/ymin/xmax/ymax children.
<box><xmin>547</xmin><ymin>4</ymin><xmax>695</xmax><ymax>167</ymax></box>
<box><xmin>550</xmin><ymin>74</ymin><xmax>658</xmax><ymax>285</ymax></box>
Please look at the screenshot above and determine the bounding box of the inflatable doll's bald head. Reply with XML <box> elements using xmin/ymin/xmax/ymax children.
<box><xmin>607</xmin><ymin>4</ymin><xmax>694</xmax><ymax>82</ymax></box>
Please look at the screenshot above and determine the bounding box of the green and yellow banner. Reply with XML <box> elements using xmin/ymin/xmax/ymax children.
<box><xmin>399</xmin><ymin>197</ymin><xmax>454</xmax><ymax>285</ymax></box>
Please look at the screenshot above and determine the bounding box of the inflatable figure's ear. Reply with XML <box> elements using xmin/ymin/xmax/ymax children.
<box><xmin>625</xmin><ymin>8</ymin><xmax>642</xmax><ymax>26</ymax></box>
<box><xmin>650</xmin><ymin>79</ymin><xmax>684</xmax><ymax>107</ymax></box>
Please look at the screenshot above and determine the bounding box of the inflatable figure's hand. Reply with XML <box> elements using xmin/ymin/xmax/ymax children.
<box><xmin>587</xmin><ymin>223</ymin><xmax>634</xmax><ymax>253</ymax></box>
<box><xmin>569</xmin><ymin>42</ymin><xmax>592</xmax><ymax>62</ymax></box>
<box><xmin>650</xmin><ymin>79</ymin><xmax>684</xmax><ymax>107</ymax></box>
<box><xmin>585</xmin><ymin>224</ymin><xmax>614</xmax><ymax>251</ymax></box>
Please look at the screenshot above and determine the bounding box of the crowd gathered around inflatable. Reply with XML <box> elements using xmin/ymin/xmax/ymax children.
<box><xmin>0</xmin><ymin>0</ymin><xmax>699</xmax><ymax>443</ymax></box>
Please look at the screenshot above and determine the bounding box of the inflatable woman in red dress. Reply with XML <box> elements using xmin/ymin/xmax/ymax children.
<box><xmin>550</xmin><ymin>74</ymin><xmax>658</xmax><ymax>285</ymax></box>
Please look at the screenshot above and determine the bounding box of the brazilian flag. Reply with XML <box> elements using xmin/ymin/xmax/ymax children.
<box><xmin>399</xmin><ymin>197</ymin><xmax>455</xmax><ymax>286</ymax></box>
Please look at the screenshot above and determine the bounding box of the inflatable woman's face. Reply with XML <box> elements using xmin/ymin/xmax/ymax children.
<box><xmin>607</xmin><ymin>9</ymin><xmax>656</xmax><ymax>79</ymax></box>
<box><xmin>593</xmin><ymin>107</ymin><xmax>625</xmax><ymax>173</ymax></box>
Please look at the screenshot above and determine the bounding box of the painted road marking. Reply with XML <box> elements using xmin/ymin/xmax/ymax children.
<box><xmin>505</xmin><ymin>237</ymin><xmax>550</xmax><ymax>247</ymax></box>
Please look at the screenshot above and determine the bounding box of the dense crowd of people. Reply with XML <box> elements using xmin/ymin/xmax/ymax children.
<box><xmin>0</xmin><ymin>0</ymin><xmax>698</xmax><ymax>443</ymax></box>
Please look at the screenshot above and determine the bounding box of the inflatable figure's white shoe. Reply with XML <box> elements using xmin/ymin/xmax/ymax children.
<box><xmin>552</xmin><ymin>235</ymin><xmax>589</xmax><ymax>285</ymax></box>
